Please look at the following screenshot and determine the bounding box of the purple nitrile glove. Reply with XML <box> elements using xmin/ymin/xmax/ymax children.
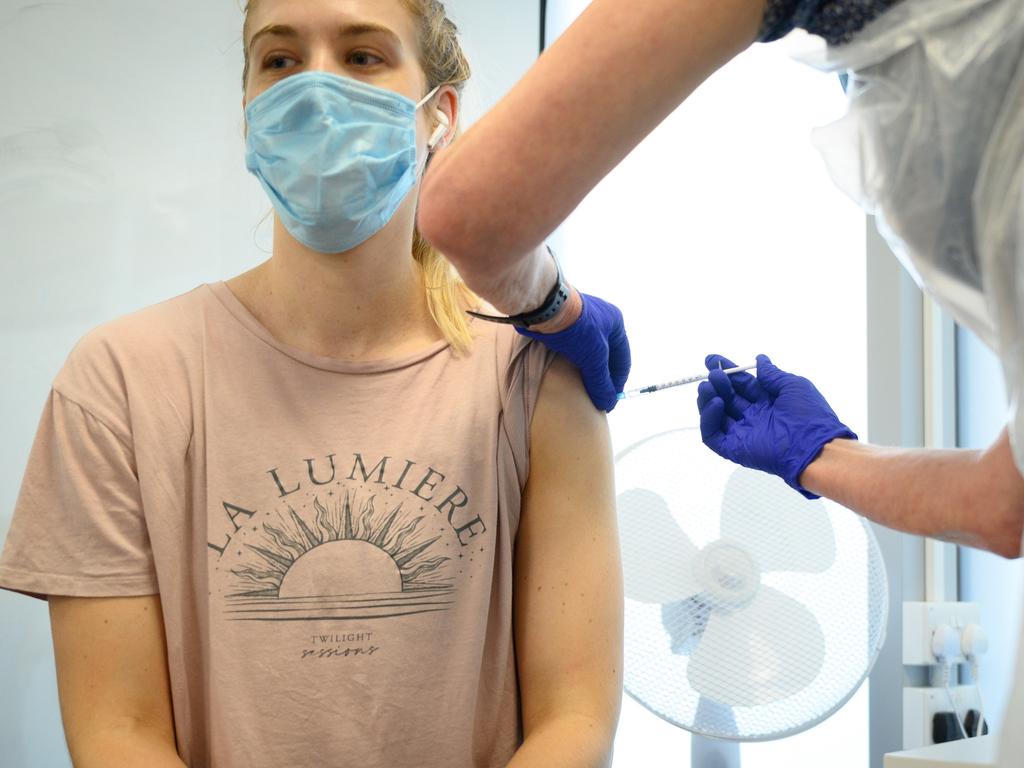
<box><xmin>518</xmin><ymin>293</ymin><xmax>631</xmax><ymax>412</ymax></box>
<box><xmin>696</xmin><ymin>353</ymin><xmax>857</xmax><ymax>499</ymax></box>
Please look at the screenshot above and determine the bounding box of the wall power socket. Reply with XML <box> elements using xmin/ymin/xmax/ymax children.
<box><xmin>903</xmin><ymin>601</ymin><xmax>982</xmax><ymax>666</ymax></box>
<box><xmin>903</xmin><ymin>685</ymin><xmax>981</xmax><ymax>750</ymax></box>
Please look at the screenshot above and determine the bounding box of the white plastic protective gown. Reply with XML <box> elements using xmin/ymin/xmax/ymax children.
<box><xmin>795</xmin><ymin>0</ymin><xmax>1024</xmax><ymax>762</ymax></box>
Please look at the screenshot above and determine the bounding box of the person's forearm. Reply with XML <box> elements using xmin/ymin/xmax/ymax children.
<box><xmin>458</xmin><ymin>242</ymin><xmax>584</xmax><ymax>331</ymax></box>
<box><xmin>505</xmin><ymin>714</ymin><xmax>614</xmax><ymax>768</ymax></box>
<box><xmin>800</xmin><ymin>430</ymin><xmax>1024</xmax><ymax>558</ymax></box>
<box><xmin>419</xmin><ymin>0</ymin><xmax>765</xmax><ymax>300</ymax></box>
<box><xmin>73</xmin><ymin>725</ymin><xmax>187</xmax><ymax>768</ymax></box>
<box><xmin>462</xmin><ymin>242</ymin><xmax>555</xmax><ymax>316</ymax></box>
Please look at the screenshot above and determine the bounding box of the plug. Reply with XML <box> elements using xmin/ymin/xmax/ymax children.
<box><xmin>931</xmin><ymin>624</ymin><xmax>961</xmax><ymax>687</ymax></box>
<box><xmin>931</xmin><ymin>625</ymin><xmax>967</xmax><ymax>739</ymax></box>
<box><xmin>964</xmin><ymin>709</ymin><xmax>989</xmax><ymax>738</ymax></box>
<box><xmin>961</xmin><ymin>624</ymin><xmax>989</xmax><ymax>740</ymax></box>
<box><xmin>932</xmin><ymin>624</ymin><xmax>961</xmax><ymax>663</ymax></box>
<box><xmin>961</xmin><ymin>623</ymin><xmax>988</xmax><ymax>681</ymax></box>
<box><xmin>932</xmin><ymin>711</ymin><xmax>964</xmax><ymax>743</ymax></box>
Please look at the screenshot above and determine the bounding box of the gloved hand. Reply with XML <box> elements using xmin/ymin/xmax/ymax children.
<box><xmin>518</xmin><ymin>293</ymin><xmax>630</xmax><ymax>412</ymax></box>
<box><xmin>696</xmin><ymin>353</ymin><xmax>857</xmax><ymax>499</ymax></box>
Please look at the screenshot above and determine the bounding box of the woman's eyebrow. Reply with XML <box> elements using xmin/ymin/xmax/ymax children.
<box><xmin>248</xmin><ymin>22</ymin><xmax>403</xmax><ymax>54</ymax></box>
<box><xmin>248</xmin><ymin>24</ymin><xmax>296</xmax><ymax>53</ymax></box>
<box><xmin>341</xmin><ymin>23</ymin><xmax>402</xmax><ymax>46</ymax></box>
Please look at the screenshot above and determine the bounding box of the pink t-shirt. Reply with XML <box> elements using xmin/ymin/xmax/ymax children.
<box><xmin>0</xmin><ymin>282</ymin><xmax>553</xmax><ymax>768</ymax></box>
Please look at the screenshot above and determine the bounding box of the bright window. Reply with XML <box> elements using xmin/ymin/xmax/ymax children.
<box><xmin>957</xmin><ymin>326</ymin><xmax>1024</xmax><ymax>735</ymax></box>
<box><xmin>545</xmin><ymin>3</ymin><xmax>869</xmax><ymax>765</ymax></box>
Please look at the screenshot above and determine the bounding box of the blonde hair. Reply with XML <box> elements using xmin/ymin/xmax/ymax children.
<box><xmin>241</xmin><ymin>0</ymin><xmax>477</xmax><ymax>354</ymax></box>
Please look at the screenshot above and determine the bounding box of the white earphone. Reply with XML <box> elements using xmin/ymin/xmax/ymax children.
<box><xmin>428</xmin><ymin>110</ymin><xmax>450</xmax><ymax>150</ymax></box>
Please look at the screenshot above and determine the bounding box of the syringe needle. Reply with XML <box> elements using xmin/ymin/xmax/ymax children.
<box><xmin>617</xmin><ymin>363</ymin><xmax>756</xmax><ymax>400</ymax></box>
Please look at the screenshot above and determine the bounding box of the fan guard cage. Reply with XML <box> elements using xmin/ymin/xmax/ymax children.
<box><xmin>616</xmin><ymin>427</ymin><xmax>889</xmax><ymax>741</ymax></box>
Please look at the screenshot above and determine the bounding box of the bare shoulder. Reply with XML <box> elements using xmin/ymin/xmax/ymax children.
<box><xmin>532</xmin><ymin>354</ymin><xmax>608</xmax><ymax>441</ymax></box>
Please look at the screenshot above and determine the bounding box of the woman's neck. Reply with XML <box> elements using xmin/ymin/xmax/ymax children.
<box><xmin>226</xmin><ymin>211</ymin><xmax>443</xmax><ymax>362</ymax></box>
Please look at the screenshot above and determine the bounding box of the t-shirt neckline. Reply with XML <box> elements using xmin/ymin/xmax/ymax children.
<box><xmin>205</xmin><ymin>281</ymin><xmax>451</xmax><ymax>374</ymax></box>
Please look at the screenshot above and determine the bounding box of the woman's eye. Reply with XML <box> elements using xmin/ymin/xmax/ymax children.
<box><xmin>264</xmin><ymin>56</ymin><xmax>297</xmax><ymax>70</ymax></box>
<box><xmin>349</xmin><ymin>51</ymin><xmax>384</xmax><ymax>67</ymax></box>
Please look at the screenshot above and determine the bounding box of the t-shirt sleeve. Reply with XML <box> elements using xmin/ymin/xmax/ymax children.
<box><xmin>758</xmin><ymin>0</ymin><xmax>901</xmax><ymax>45</ymax></box>
<box><xmin>0</xmin><ymin>387</ymin><xmax>158</xmax><ymax>600</ymax></box>
<box><xmin>498</xmin><ymin>332</ymin><xmax>557</xmax><ymax>492</ymax></box>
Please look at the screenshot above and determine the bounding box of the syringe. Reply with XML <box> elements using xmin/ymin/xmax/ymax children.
<box><xmin>617</xmin><ymin>363</ymin><xmax>757</xmax><ymax>400</ymax></box>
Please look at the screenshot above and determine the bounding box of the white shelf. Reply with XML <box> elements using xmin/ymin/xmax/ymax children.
<box><xmin>884</xmin><ymin>735</ymin><xmax>997</xmax><ymax>768</ymax></box>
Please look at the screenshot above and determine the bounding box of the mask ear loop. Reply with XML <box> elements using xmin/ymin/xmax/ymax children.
<box><xmin>415</xmin><ymin>85</ymin><xmax>441</xmax><ymax>110</ymax></box>
<box><xmin>416</xmin><ymin>85</ymin><xmax>449</xmax><ymax>150</ymax></box>
<box><xmin>414</xmin><ymin>86</ymin><xmax>450</xmax><ymax>178</ymax></box>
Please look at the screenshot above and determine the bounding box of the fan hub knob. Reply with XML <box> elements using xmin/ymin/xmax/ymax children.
<box><xmin>695</xmin><ymin>540</ymin><xmax>760</xmax><ymax>609</ymax></box>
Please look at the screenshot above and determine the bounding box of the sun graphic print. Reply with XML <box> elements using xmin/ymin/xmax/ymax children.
<box><xmin>226</xmin><ymin>489</ymin><xmax>455</xmax><ymax>622</ymax></box>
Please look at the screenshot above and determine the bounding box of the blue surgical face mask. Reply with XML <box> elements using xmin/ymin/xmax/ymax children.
<box><xmin>244</xmin><ymin>71</ymin><xmax>440</xmax><ymax>253</ymax></box>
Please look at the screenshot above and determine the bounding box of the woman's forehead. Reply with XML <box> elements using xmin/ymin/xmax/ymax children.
<box><xmin>247</xmin><ymin>0</ymin><xmax>419</xmax><ymax>51</ymax></box>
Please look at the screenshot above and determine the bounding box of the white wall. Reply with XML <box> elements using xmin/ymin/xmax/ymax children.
<box><xmin>0</xmin><ymin>2</ymin><xmax>538</xmax><ymax>765</ymax></box>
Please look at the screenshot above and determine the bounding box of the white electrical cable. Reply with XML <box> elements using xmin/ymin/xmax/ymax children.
<box><xmin>933</xmin><ymin>625</ymin><xmax>968</xmax><ymax>740</ymax></box>
<box><xmin>974</xmin><ymin>675</ymin><xmax>983</xmax><ymax>737</ymax></box>
<box><xmin>943</xmin><ymin>670</ymin><xmax>969</xmax><ymax>740</ymax></box>
<box><xmin>963</xmin><ymin>623</ymin><xmax>989</xmax><ymax>738</ymax></box>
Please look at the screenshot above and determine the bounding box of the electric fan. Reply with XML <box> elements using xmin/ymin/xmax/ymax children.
<box><xmin>616</xmin><ymin>424</ymin><xmax>888</xmax><ymax>764</ymax></box>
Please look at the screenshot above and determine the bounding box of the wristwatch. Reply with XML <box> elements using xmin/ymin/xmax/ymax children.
<box><xmin>466</xmin><ymin>247</ymin><xmax>570</xmax><ymax>329</ymax></box>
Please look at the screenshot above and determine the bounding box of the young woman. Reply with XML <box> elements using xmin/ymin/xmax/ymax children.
<box><xmin>0</xmin><ymin>2</ymin><xmax>623</xmax><ymax>766</ymax></box>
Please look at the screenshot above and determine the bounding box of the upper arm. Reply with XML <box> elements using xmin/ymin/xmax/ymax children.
<box><xmin>418</xmin><ymin>0</ymin><xmax>764</xmax><ymax>267</ymax></box>
<box><xmin>514</xmin><ymin>355</ymin><xmax>623</xmax><ymax>742</ymax></box>
<box><xmin>49</xmin><ymin>594</ymin><xmax>177</xmax><ymax>759</ymax></box>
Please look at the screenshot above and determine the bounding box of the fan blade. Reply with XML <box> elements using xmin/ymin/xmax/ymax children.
<box><xmin>660</xmin><ymin>595</ymin><xmax>713</xmax><ymax>657</ymax></box>
<box><xmin>617</xmin><ymin>487</ymin><xmax>701</xmax><ymax>603</ymax></box>
<box><xmin>719</xmin><ymin>468</ymin><xmax>836</xmax><ymax>573</ymax></box>
<box><xmin>687</xmin><ymin>586</ymin><xmax>826</xmax><ymax>706</ymax></box>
